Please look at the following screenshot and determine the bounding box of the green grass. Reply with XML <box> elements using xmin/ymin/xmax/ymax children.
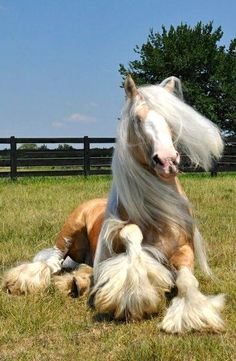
<box><xmin>0</xmin><ymin>174</ymin><xmax>235</xmax><ymax>361</ymax></box>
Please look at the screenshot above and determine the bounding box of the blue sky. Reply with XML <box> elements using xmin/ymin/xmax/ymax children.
<box><xmin>0</xmin><ymin>0</ymin><xmax>235</xmax><ymax>139</ymax></box>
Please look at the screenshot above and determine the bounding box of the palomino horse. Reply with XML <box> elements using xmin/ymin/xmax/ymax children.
<box><xmin>2</xmin><ymin>75</ymin><xmax>225</xmax><ymax>333</ymax></box>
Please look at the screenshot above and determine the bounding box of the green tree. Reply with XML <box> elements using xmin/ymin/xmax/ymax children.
<box><xmin>57</xmin><ymin>144</ymin><xmax>74</xmax><ymax>150</ymax></box>
<box><xmin>38</xmin><ymin>144</ymin><xmax>48</xmax><ymax>151</ymax></box>
<box><xmin>18</xmin><ymin>143</ymin><xmax>38</xmax><ymax>150</ymax></box>
<box><xmin>119</xmin><ymin>22</ymin><xmax>236</xmax><ymax>134</ymax></box>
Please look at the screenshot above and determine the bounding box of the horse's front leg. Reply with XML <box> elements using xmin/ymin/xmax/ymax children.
<box><xmin>161</xmin><ymin>244</ymin><xmax>225</xmax><ymax>333</ymax></box>
<box><xmin>92</xmin><ymin>223</ymin><xmax>173</xmax><ymax>320</ymax></box>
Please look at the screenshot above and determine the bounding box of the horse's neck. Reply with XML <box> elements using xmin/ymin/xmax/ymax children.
<box><xmin>115</xmin><ymin>175</ymin><xmax>186</xmax><ymax>223</ymax></box>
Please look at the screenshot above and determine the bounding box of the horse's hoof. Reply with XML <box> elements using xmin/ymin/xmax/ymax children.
<box><xmin>69</xmin><ymin>277</ymin><xmax>80</xmax><ymax>298</ymax></box>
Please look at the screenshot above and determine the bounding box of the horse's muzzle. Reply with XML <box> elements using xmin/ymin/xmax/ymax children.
<box><xmin>152</xmin><ymin>153</ymin><xmax>180</xmax><ymax>179</ymax></box>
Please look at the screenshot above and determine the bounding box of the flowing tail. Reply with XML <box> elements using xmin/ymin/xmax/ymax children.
<box><xmin>92</xmin><ymin>224</ymin><xmax>174</xmax><ymax>320</ymax></box>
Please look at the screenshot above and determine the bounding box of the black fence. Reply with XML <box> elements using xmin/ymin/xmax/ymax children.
<box><xmin>0</xmin><ymin>136</ymin><xmax>235</xmax><ymax>179</ymax></box>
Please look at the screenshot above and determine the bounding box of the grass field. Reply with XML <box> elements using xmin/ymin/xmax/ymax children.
<box><xmin>0</xmin><ymin>174</ymin><xmax>235</xmax><ymax>361</ymax></box>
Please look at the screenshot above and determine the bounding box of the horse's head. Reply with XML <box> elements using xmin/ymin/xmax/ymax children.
<box><xmin>124</xmin><ymin>75</ymin><xmax>180</xmax><ymax>180</ymax></box>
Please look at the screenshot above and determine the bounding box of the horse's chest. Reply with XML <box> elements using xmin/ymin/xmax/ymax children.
<box><xmin>144</xmin><ymin>226</ymin><xmax>189</xmax><ymax>259</ymax></box>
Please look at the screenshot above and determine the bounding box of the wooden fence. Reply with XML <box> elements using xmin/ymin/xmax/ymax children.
<box><xmin>0</xmin><ymin>136</ymin><xmax>235</xmax><ymax>179</ymax></box>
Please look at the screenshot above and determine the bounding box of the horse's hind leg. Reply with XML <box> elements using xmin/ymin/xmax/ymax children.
<box><xmin>160</xmin><ymin>245</ymin><xmax>225</xmax><ymax>333</ymax></box>
<box><xmin>32</xmin><ymin>214</ymin><xmax>92</xmax><ymax>296</ymax></box>
<box><xmin>2</xmin><ymin>234</ymin><xmax>69</xmax><ymax>295</ymax></box>
<box><xmin>2</xmin><ymin>207</ymin><xmax>89</xmax><ymax>295</ymax></box>
<box><xmin>2</xmin><ymin>231</ymin><xmax>72</xmax><ymax>296</ymax></box>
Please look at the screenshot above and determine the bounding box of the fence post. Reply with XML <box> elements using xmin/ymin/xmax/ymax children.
<box><xmin>83</xmin><ymin>136</ymin><xmax>90</xmax><ymax>176</ymax></box>
<box><xmin>210</xmin><ymin>160</ymin><xmax>218</xmax><ymax>177</ymax></box>
<box><xmin>10</xmin><ymin>136</ymin><xmax>17</xmax><ymax>180</ymax></box>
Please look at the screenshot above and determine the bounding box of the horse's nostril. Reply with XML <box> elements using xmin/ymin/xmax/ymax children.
<box><xmin>152</xmin><ymin>154</ymin><xmax>164</xmax><ymax>166</ymax></box>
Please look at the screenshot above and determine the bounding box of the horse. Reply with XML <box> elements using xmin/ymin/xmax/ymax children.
<box><xmin>2</xmin><ymin>75</ymin><xmax>225</xmax><ymax>333</ymax></box>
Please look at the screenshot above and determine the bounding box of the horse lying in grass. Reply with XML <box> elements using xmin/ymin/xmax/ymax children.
<box><xmin>2</xmin><ymin>75</ymin><xmax>225</xmax><ymax>333</ymax></box>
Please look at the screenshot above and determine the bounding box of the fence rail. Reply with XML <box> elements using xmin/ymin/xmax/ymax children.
<box><xmin>0</xmin><ymin>136</ymin><xmax>235</xmax><ymax>179</ymax></box>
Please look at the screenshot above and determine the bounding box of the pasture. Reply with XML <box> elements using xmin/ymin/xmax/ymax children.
<box><xmin>0</xmin><ymin>174</ymin><xmax>235</xmax><ymax>361</ymax></box>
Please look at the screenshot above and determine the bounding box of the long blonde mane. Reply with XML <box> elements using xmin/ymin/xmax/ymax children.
<box><xmin>100</xmin><ymin>81</ymin><xmax>223</xmax><ymax>257</ymax></box>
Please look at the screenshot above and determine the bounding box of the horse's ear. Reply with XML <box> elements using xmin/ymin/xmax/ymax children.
<box><xmin>160</xmin><ymin>76</ymin><xmax>184</xmax><ymax>100</ymax></box>
<box><xmin>124</xmin><ymin>74</ymin><xmax>138</xmax><ymax>99</ymax></box>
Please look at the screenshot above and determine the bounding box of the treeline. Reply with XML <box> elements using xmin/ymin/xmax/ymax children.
<box><xmin>18</xmin><ymin>143</ymin><xmax>76</xmax><ymax>151</ymax></box>
<box><xmin>0</xmin><ymin>144</ymin><xmax>114</xmax><ymax>159</ymax></box>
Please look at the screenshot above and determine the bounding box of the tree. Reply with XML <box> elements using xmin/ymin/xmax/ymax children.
<box><xmin>38</xmin><ymin>144</ymin><xmax>48</xmax><ymax>151</ymax></box>
<box><xmin>57</xmin><ymin>144</ymin><xmax>74</xmax><ymax>150</ymax></box>
<box><xmin>119</xmin><ymin>22</ymin><xmax>236</xmax><ymax>134</ymax></box>
<box><xmin>18</xmin><ymin>143</ymin><xmax>38</xmax><ymax>150</ymax></box>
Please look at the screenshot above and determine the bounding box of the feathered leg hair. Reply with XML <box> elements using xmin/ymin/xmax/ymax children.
<box><xmin>53</xmin><ymin>264</ymin><xmax>93</xmax><ymax>297</ymax></box>
<box><xmin>92</xmin><ymin>224</ymin><xmax>174</xmax><ymax>320</ymax></box>
<box><xmin>2</xmin><ymin>247</ymin><xmax>64</xmax><ymax>295</ymax></box>
<box><xmin>161</xmin><ymin>266</ymin><xmax>225</xmax><ymax>333</ymax></box>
